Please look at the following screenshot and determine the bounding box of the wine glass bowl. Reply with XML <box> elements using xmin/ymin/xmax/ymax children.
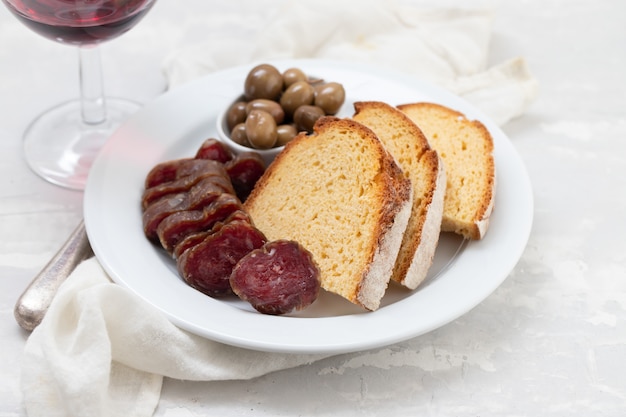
<box><xmin>3</xmin><ymin>0</ymin><xmax>155</xmax><ymax>45</ymax></box>
<box><xmin>2</xmin><ymin>0</ymin><xmax>157</xmax><ymax>189</ymax></box>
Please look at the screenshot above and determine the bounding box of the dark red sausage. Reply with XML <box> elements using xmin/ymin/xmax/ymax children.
<box><xmin>144</xmin><ymin>158</ymin><xmax>193</xmax><ymax>188</ymax></box>
<box><xmin>230</xmin><ymin>240</ymin><xmax>321</xmax><ymax>315</ymax></box>
<box><xmin>157</xmin><ymin>193</ymin><xmax>243</xmax><ymax>253</ymax></box>
<box><xmin>142</xmin><ymin>160</ymin><xmax>232</xmax><ymax>209</ymax></box>
<box><xmin>172</xmin><ymin>210</ymin><xmax>252</xmax><ymax>259</ymax></box>
<box><xmin>177</xmin><ymin>221</ymin><xmax>267</xmax><ymax>297</ymax></box>
<box><xmin>144</xmin><ymin>158</ymin><xmax>224</xmax><ymax>188</ymax></box>
<box><xmin>225</xmin><ymin>152</ymin><xmax>266</xmax><ymax>202</ymax></box>
<box><xmin>142</xmin><ymin>178</ymin><xmax>232</xmax><ymax>241</ymax></box>
<box><xmin>143</xmin><ymin>192</ymin><xmax>189</xmax><ymax>241</ymax></box>
<box><xmin>195</xmin><ymin>138</ymin><xmax>234</xmax><ymax>163</ymax></box>
<box><xmin>172</xmin><ymin>231</ymin><xmax>212</xmax><ymax>260</ymax></box>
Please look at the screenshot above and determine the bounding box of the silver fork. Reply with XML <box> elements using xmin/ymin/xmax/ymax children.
<box><xmin>14</xmin><ymin>220</ymin><xmax>93</xmax><ymax>331</ymax></box>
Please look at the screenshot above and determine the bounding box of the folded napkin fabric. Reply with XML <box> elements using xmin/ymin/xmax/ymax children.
<box><xmin>22</xmin><ymin>2</ymin><xmax>538</xmax><ymax>416</ymax></box>
<box><xmin>22</xmin><ymin>258</ymin><xmax>329</xmax><ymax>417</ymax></box>
<box><xmin>162</xmin><ymin>0</ymin><xmax>537</xmax><ymax>125</ymax></box>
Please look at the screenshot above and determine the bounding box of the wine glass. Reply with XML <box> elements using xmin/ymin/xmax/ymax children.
<box><xmin>2</xmin><ymin>0</ymin><xmax>157</xmax><ymax>189</ymax></box>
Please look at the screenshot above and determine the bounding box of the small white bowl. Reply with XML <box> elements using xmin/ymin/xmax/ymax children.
<box><xmin>216</xmin><ymin>101</ymin><xmax>284</xmax><ymax>167</ymax></box>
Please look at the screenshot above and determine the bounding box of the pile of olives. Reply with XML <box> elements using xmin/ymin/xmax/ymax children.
<box><xmin>225</xmin><ymin>63</ymin><xmax>346</xmax><ymax>150</ymax></box>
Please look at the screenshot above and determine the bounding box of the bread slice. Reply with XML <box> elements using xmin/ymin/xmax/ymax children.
<box><xmin>353</xmin><ymin>101</ymin><xmax>445</xmax><ymax>290</ymax></box>
<box><xmin>398</xmin><ymin>102</ymin><xmax>495</xmax><ymax>240</ymax></box>
<box><xmin>244</xmin><ymin>117</ymin><xmax>412</xmax><ymax>311</ymax></box>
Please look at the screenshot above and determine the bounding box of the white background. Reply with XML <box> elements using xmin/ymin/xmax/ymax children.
<box><xmin>1</xmin><ymin>0</ymin><xmax>625</xmax><ymax>415</ymax></box>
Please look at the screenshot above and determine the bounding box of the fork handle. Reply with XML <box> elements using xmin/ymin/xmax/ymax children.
<box><xmin>14</xmin><ymin>219</ymin><xmax>94</xmax><ymax>331</ymax></box>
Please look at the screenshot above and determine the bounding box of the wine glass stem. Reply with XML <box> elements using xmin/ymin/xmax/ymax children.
<box><xmin>79</xmin><ymin>45</ymin><xmax>107</xmax><ymax>125</ymax></box>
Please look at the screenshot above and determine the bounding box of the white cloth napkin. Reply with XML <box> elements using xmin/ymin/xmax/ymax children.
<box><xmin>21</xmin><ymin>2</ymin><xmax>538</xmax><ymax>416</ymax></box>
<box><xmin>22</xmin><ymin>258</ymin><xmax>329</xmax><ymax>417</ymax></box>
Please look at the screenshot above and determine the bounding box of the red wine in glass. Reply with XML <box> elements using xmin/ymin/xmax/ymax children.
<box><xmin>2</xmin><ymin>0</ymin><xmax>157</xmax><ymax>189</ymax></box>
<box><xmin>4</xmin><ymin>0</ymin><xmax>155</xmax><ymax>45</ymax></box>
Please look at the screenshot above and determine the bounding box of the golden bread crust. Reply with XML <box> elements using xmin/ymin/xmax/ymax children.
<box><xmin>353</xmin><ymin>101</ymin><xmax>445</xmax><ymax>289</ymax></box>
<box><xmin>398</xmin><ymin>102</ymin><xmax>496</xmax><ymax>240</ymax></box>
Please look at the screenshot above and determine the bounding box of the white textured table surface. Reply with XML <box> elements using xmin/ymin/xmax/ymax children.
<box><xmin>2</xmin><ymin>1</ymin><xmax>625</xmax><ymax>416</ymax></box>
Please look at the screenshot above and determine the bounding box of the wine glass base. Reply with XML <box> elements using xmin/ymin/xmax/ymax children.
<box><xmin>23</xmin><ymin>98</ymin><xmax>141</xmax><ymax>190</ymax></box>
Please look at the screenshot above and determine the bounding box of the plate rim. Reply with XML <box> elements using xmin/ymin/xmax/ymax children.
<box><xmin>84</xmin><ymin>58</ymin><xmax>533</xmax><ymax>354</ymax></box>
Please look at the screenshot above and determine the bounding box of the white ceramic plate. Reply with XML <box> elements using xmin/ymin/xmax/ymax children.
<box><xmin>84</xmin><ymin>59</ymin><xmax>533</xmax><ymax>354</ymax></box>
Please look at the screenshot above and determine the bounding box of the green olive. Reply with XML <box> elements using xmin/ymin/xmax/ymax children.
<box><xmin>280</xmin><ymin>81</ymin><xmax>315</xmax><ymax>117</ymax></box>
<box><xmin>245</xmin><ymin>110</ymin><xmax>278</xmax><ymax>149</ymax></box>
<box><xmin>245</xmin><ymin>99</ymin><xmax>285</xmax><ymax>125</ymax></box>
<box><xmin>230</xmin><ymin>123</ymin><xmax>250</xmax><ymax>147</ymax></box>
<box><xmin>282</xmin><ymin>67</ymin><xmax>307</xmax><ymax>88</ymax></box>
<box><xmin>226</xmin><ymin>101</ymin><xmax>248</xmax><ymax>132</ymax></box>
<box><xmin>244</xmin><ymin>64</ymin><xmax>283</xmax><ymax>101</ymax></box>
<box><xmin>314</xmin><ymin>82</ymin><xmax>346</xmax><ymax>115</ymax></box>
<box><xmin>293</xmin><ymin>105</ymin><xmax>325</xmax><ymax>132</ymax></box>
<box><xmin>276</xmin><ymin>124</ymin><xmax>298</xmax><ymax>146</ymax></box>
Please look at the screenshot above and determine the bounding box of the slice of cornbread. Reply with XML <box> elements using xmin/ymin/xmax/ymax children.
<box><xmin>244</xmin><ymin>117</ymin><xmax>412</xmax><ymax>310</ymax></box>
<box><xmin>398</xmin><ymin>102</ymin><xmax>496</xmax><ymax>240</ymax></box>
<box><xmin>353</xmin><ymin>101</ymin><xmax>445</xmax><ymax>289</ymax></box>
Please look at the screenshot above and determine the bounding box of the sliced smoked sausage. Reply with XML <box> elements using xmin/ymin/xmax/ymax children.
<box><xmin>230</xmin><ymin>240</ymin><xmax>321</xmax><ymax>315</ymax></box>
<box><xmin>177</xmin><ymin>220</ymin><xmax>267</xmax><ymax>297</ymax></box>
